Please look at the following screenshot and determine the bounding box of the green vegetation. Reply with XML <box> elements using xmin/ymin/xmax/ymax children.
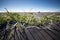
<box><xmin>0</xmin><ymin>12</ymin><xmax>60</xmax><ymax>27</ymax></box>
<box><xmin>40</xmin><ymin>15</ymin><xmax>60</xmax><ymax>26</ymax></box>
<box><xmin>0</xmin><ymin>12</ymin><xmax>60</xmax><ymax>40</ymax></box>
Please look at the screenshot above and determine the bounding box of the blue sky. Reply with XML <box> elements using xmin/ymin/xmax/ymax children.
<box><xmin>0</xmin><ymin>0</ymin><xmax>60</xmax><ymax>12</ymax></box>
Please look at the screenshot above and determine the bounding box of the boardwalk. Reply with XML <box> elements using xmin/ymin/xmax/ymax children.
<box><xmin>0</xmin><ymin>23</ymin><xmax>60</xmax><ymax>40</ymax></box>
<box><xmin>26</xmin><ymin>27</ymin><xmax>60</xmax><ymax>40</ymax></box>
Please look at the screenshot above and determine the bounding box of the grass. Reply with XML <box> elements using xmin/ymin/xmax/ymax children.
<box><xmin>0</xmin><ymin>12</ymin><xmax>60</xmax><ymax>26</ymax></box>
<box><xmin>0</xmin><ymin>12</ymin><xmax>60</xmax><ymax>40</ymax></box>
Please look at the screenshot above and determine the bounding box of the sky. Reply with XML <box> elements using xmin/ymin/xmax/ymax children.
<box><xmin>0</xmin><ymin>0</ymin><xmax>60</xmax><ymax>12</ymax></box>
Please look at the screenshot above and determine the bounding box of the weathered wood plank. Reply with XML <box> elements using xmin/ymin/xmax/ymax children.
<box><xmin>44</xmin><ymin>29</ymin><xmax>59</xmax><ymax>40</ymax></box>
<box><xmin>24</xmin><ymin>28</ymin><xmax>35</xmax><ymax>40</ymax></box>
<box><xmin>0</xmin><ymin>25</ymin><xmax>60</xmax><ymax>40</ymax></box>
<box><xmin>28</xmin><ymin>28</ymin><xmax>41</xmax><ymax>40</ymax></box>
<box><xmin>32</xmin><ymin>28</ymin><xmax>46</xmax><ymax>40</ymax></box>
<box><xmin>35</xmin><ymin>28</ymin><xmax>53</xmax><ymax>40</ymax></box>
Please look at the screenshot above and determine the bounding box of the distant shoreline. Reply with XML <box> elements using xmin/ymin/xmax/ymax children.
<box><xmin>0</xmin><ymin>11</ymin><xmax>60</xmax><ymax>13</ymax></box>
